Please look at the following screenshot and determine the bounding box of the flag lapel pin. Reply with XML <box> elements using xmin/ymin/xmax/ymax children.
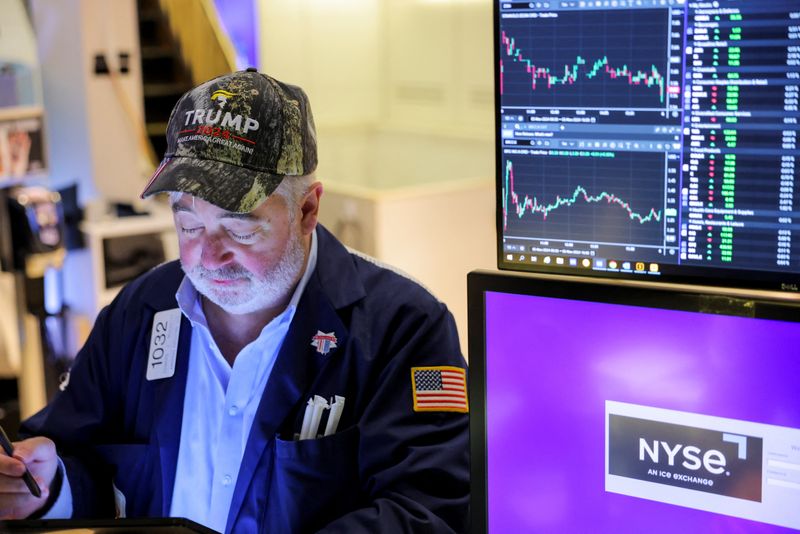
<box><xmin>311</xmin><ymin>331</ymin><xmax>338</xmax><ymax>355</ymax></box>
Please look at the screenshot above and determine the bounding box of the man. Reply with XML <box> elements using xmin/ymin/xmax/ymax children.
<box><xmin>0</xmin><ymin>69</ymin><xmax>469</xmax><ymax>532</ymax></box>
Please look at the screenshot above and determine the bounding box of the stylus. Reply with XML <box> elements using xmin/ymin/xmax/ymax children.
<box><xmin>0</xmin><ymin>424</ymin><xmax>42</xmax><ymax>498</ymax></box>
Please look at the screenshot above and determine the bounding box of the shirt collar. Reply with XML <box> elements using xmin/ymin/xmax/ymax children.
<box><xmin>289</xmin><ymin>227</ymin><xmax>317</xmax><ymax>311</ymax></box>
<box><xmin>176</xmin><ymin>228</ymin><xmax>319</xmax><ymax>324</ymax></box>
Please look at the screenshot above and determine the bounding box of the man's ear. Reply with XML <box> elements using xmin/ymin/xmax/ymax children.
<box><xmin>299</xmin><ymin>181</ymin><xmax>323</xmax><ymax>235</ymax></box>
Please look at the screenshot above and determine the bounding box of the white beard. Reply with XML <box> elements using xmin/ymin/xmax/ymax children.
<box><xmin>183</xmin><ymin>231</ymin><xmax>306</xmax><ymax>315</ymax></box>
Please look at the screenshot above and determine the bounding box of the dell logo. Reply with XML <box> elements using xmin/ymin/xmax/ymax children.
<box><xmin>639</xmin><ymin>439</ymin><xmax>727</xmax><ymax>475</ymax></box>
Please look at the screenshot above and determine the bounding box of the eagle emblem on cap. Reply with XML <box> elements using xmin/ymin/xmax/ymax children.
<box><xmin>211</xmin><ymin>89</ymin><xmax>236</xmax><ymax>108</ymax></box>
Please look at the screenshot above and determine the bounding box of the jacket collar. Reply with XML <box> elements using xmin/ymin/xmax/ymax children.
<box><xmin>310</xmin><ymin>224</ymin><xmax>366</xmax><ymax>310</ymax></box>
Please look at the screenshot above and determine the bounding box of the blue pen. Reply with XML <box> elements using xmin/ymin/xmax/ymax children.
<box><xmin>0</xmin><ymin>425</ymin><xmax>42</xmax><ymax>498</ymax></box>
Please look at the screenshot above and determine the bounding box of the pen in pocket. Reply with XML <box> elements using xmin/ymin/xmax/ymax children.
<box><xmin>324</xmin><ymin>396</ymin><xmax>345</xmax><ymax>436</ymax></box>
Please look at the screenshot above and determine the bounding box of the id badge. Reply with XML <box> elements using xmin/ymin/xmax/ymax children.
<box><xmin>146</xmin><ymin>308</ymin><xmax>181</xmax><ymax>381</ymax></box>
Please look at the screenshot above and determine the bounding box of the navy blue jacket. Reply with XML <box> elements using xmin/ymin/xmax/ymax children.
<box><xmin>22</xmin><ymin>225</ymin><xmax>469</xmax><ymax>533</ymax></box>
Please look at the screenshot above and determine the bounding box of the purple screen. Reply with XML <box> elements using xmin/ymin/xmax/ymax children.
<box><xmin>485</xmin><ymin>291</ymin><xmax>800</xmax><ymax>533</ymax></box>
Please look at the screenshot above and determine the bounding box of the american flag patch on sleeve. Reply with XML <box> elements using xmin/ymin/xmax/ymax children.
<box><xmin>411</xmin><ymin>366</ymin><xmax>468</xmax><ymax>413</ymax></box>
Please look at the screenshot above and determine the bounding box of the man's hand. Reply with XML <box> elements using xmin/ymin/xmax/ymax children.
<box><xmin>0</xmin><ymin>436</ymin><xmax>58</xmax><ymax>519</ymax></box>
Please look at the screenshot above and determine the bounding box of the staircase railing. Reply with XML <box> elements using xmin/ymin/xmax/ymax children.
<box><xmin>157</xmin><ymin>0</ymin><xmax>238</xmax><ymax>84</ymax></box>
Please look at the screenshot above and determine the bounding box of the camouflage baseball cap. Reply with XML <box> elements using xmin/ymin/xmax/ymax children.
<box><xmin>141</xmin><ymin>68</ymin><xmax>317</xmax><ymax>213</ymax></box>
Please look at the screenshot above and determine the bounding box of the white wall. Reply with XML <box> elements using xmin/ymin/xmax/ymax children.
<box><xmin>258</xmin><ymin>0</ymin><xmax>493</xmax><ymax>136</ymax></box>
<box><xmin>259</xmin><ymin>0</ymin><xmax>497</xmax><ymax>355</ymax></box>
<box><xmin>31</xmin><ymin>0</ymin><xmax>95</xmax><ymax>203</ymax></box>
<box><xmin>31</xmin><ymin>0</ymin><xmax>148</xmax><ymax>206</ymax></box>
<box><xmin>382</xmin><ymin>0</ymin><xmax>493</xmax><ymax>137</ymax></box>
<box><xmin>258</xmin><ymin>0</ymin><xmax>382</xmax><ymax>129</ymax></box>
<box><xmin>0</xmin><ymin>0</ymin><xmax>37</xmax><ymax>63</ymax></box>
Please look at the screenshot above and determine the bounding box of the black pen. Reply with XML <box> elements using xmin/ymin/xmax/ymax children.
<box><xmin>0</xmin><ymin>425</ymin><xmax>42</xmax><ymax>498</ymax></box>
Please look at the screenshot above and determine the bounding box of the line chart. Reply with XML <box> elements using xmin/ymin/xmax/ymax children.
<box><xmin>500</xmin><ymin>33</ymin><xmax>666</xmax><ymax>104</ymax></box>
<box><xmin>501</xmin><ymin>152</ymin><xmax>665</xmax><ymax>246</ymax></box>
<box><xmin>499</xmin><ymin>9</ymin><xmax>670</xmax><ymax>109</ymax></box>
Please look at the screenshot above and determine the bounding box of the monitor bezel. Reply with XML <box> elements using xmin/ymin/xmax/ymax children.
<box><xmin>492</xmin><ymin>1</ymin><xmax>800</xmax><ymax>295</ymax></box>
<box><xmin>467</xmin><ymin>269</ymin><xmax>800</xmax><ymax>533</ymax></box>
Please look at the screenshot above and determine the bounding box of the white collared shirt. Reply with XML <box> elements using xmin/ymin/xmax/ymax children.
<box><xmin>168</xmin><ymin>230</ymin><xmax>317</xmax><ymax>532</ymax></box>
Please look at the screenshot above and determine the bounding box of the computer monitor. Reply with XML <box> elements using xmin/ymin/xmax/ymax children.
<box><xmin>468</xmin><ymin>270</ymin><xmax>800</xmax><ymax>532</ymax></box>
<box><xmin>495</xmin><ymin>0</ymin><xmax>800</xmax><ymax>293</ymax></box>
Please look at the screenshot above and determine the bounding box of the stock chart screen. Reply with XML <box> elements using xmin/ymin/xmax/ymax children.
<box><xmin>496</xmin><ymin>0</ymin><xmax>800</xmax><ymax>291</ymax></box>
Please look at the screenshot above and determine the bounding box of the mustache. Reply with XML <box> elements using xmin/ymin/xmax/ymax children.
<box><xmin>192</xmin><ymin>265</ymin><xmax>250</xmax><ymax>281</ymax></box>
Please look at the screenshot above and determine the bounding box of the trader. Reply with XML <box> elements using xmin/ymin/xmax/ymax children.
<box><xmin>0</xmin><ymin>69</ymin><xmax>469</xmax><ymax>533</ymax></box>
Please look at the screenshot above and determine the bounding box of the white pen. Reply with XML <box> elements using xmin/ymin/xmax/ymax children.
<box><xmin>307</xmin><ymin>395</ymin><xmax>329</xmax><ymax>439</ymax></box>
<box><xmin>299</xmin><ymin>398</ymin><xmax>314</xmax><ymax>440</ymax></box>
<box><xmin>324</xmin><ymin>395</ymin><xmax>345</xmax><ymax>436</ymax></box>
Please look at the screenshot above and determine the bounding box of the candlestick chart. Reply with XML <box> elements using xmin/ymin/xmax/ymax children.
<box><xmin>502</xmin><ymin>152</ymin><xmax>665</xmax><ymax>246</ymax></box>
<box><xmin>500</xmin><ymin>9</ymin><xmax>670</xmax><ymax>110</ymax></box>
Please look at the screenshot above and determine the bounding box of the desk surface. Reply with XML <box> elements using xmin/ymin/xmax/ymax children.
<box><xmin>0</xmin><ymin>517</ymin><xmax>218</xmax><ymax>534</ymax></box>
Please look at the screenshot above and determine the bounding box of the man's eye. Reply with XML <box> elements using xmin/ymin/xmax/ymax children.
<box><xmin>181</xmin><ymin>227</ymin><xmax>202</xmax><ymax>235</ymax></box>
<box><xmin>229</xmin><ymin>230</ymin><xmax>257</xmax><ymax>241</ymax></box>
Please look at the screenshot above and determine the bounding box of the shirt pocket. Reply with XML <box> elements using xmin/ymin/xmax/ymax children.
<box><xmin>94</xmin><ymin>443</ymin><xmax>160</xmax><ymax>517</ymax></box>
<box><xmin>268</xmin><ymin>425</ymin><xmax>361</xmax><ymax>532</ymax></box>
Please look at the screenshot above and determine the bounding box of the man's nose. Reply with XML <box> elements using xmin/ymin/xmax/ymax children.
<box><xmin>200</xmin><ymin>232</ymin><xmax>234</xmax><ymax>270</ymax></box>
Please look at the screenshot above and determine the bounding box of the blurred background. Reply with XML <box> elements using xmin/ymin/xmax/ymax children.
<box><xmin>0</xmin><ymin>0</ymin><xmax>495</xmax><ymax>429</ymax></box>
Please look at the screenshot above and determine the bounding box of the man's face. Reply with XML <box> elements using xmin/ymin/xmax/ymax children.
<box><xmin>172</xmin><ymin>193</ymin><xmax>306</xmax><ymax>315</ymax></box>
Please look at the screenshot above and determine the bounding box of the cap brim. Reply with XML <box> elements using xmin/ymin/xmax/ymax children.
<box><xmin>141</xmin><ymin>157</ymin><xmax>285</xmax><ymax>213</ymax></box>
